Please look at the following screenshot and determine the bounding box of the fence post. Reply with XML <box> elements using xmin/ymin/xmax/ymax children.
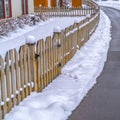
<box><xmin>53</xmin><ymin>26</ymin><xmax>62</xmax><ymax>76</ymax></box>
<box><xmin>26</xmin><ymin>35</ymin><xmax>38</xmax><ymax>92</ymax></box>
<box><xmin>74</xmin><ymin>18</ymin><xmax>80</xmax><ymax>49</ymax></box>
<box><xmin>0</xmin><ymin>56</ymin><xmax>7</xmax><ymax>118</ymax></box>
<box><xmin>86</xmin><ymin>14</ymin><xmax>91</xmax><ymax>40</ymax></box>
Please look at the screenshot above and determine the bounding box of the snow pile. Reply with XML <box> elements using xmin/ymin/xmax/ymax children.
<box><xmin>74</xmin><ymin>18</ymin><xmax>80</xmax><ymax>24</ymax></box>
<box><xmin>53</xmin><ymin>26</ymin><xmax>61</xmax><ymax>33</ymax></box>
<box><xmin>95</xmin><ymin>0</ymin><xmax>120</xmax><ymax>10</ymax></box>
<box><xmin>25</xmin><ymin>35</ymin><xmax>36</xmax><ymax>44</ymax></box>
<box><xmin>4</xmin><ymin>10</ymin><xmax>111</xmax><ymax>120</ymax></box>
<box><xmin>0</xmin><ymin>14</ymin><xmax>50</xmax><ymax>37</ymax></box>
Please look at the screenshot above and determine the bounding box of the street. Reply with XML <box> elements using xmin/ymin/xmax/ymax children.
<box><xmin>68</xmin><ymin>7</ymin><xmax>120</xmax><ymax>120</ymax></box>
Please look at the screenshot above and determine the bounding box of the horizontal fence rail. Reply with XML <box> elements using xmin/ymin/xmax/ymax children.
<box><xmin>0</xmin><ymin>0</ymin><xmax>100</xmax><ymax>119</ymax></box>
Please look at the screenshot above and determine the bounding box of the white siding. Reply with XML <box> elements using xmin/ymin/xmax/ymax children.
<box><xmin>11</xmin><ymin>0</ymin><xmax>22</xmax><ymax>17</ymax></box>
<box><xmin>28</xmin><ymin>0</ymin><xmax>34</xmax><ymax>14</ymax></box>
<box><xmin>56</xmin><ymin>0</ymin><xmax>59</xmax><ymax>7</ymax></box>
<box><xmin>11</xmin><ymin>0</ymin><xmax>34</xmax><ymax>17</ymax></box>
<box><xmin>48</xmin><ymin>0</ymin><xmax>51</xmax><ymax>7</ymax></box>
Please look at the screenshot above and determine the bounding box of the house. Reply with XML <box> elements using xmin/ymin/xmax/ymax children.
<box><xmin>0</xmin><ymin>0</ymin><xmax>34</xmax><ymax>19</ymax></box>
<box><xmin>34</xmin><ymin>0</ymin><xmax>82</xmax><ymax>8</ymax></box>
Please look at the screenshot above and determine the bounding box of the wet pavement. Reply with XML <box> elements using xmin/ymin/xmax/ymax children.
<box><xmin>68</xmin><ymin>7</ymin><xmax>120</xmax><ymax>120</ymax></box>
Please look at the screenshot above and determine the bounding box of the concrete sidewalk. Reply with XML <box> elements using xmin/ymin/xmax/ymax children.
<box><xmin>68</xmin><ymin>7</ymin><xmax>120</xmax><ymax>120</ymax></box>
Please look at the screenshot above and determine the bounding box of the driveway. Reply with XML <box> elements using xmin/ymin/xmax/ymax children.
<box><xmin>68</xmin><ymin>7</ymin><xmax>120</xmax><ymax>120</ymax></box>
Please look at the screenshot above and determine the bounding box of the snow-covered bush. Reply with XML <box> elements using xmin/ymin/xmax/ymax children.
<box><xmin>0</xmin><ymin>14</ymin><xmax>50</xmax><ymax>37</ymax></box>
<box><xmin>39</xmin><ymin>14</ymin><xmax>50</xmax><ymax>21</ymax></box>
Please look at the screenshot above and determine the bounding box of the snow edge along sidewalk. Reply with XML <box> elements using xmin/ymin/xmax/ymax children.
<box><xmin>62</xmin><ymin>9</ymin><xmax>112</xmax><ymax>118</ymax></box>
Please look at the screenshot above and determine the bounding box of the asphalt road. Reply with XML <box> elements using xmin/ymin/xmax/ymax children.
<box><xmin>68</xmin><ymin>7</ymin><xmax>120</xmax><ymax>120</ymax></box>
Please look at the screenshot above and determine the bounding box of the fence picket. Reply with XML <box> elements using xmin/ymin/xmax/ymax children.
<box><xmin>0</xmin><ymin>56</ymin><xmax>7</xmax><ymax>117</ymax></box>
<box><xmin>41</xmin><ymin>41</ymin><xmax>47</xmax><ymax>88</ymax></box>
<box><xmin>27</xmin><ymin>45</ymin><xmax>32</xmax><ymax>93</ymax></box>
<box><xmin>49</xmin><ymin>37</ymin><xmax>54</xmax><ymax>82</ymax></box>
<box><xmin>36</xmin><ymin>40</ymin><xmax>41</xmax><ymax>92</ymax></box>
<box><xmin>23</xmin><ymin>46</ymin><xmax>29</xmax><ymax>97</ymax></box>
<box><xmin>45</xmin><ymin>38</ymin><xmax>49</xmax><ymax>85</ymax></box>
<box><xmin>52</xmin><ymin>33</ymin><xmax>59</xmax><ymax>78</ymax></box>
<box><xmin>14</xmin><ymin>49</ymin><xmax>21</xmax><ymax>104</ymax></box>
<box><xmin>36</xmin><ymin>40</ymin><xmax>44</xmax><ymax>91</ymax></box>
<box><xmin>19</xmin><ymin>47</ymin><xmax>25</xmax><ymax>100</ymax></box>
<box><xmin>5</xmin><ymin>52</ymin><xmax>12</xmax><ymax>112</ymax></box>
<box><xmin>50</xmin><ymin>38</ymin><xmax>54</xmax><ymax>81</ymax></box>
<box><xmin>0</xmin><ymin>66</ymin><xmax>2</xmax><ymax>119</ymax></box>
<box><xmin>46</xmin><ymin>37</ymin><xmax>52</xmax><ymax>84</ymax></box>
<box><xmin>9</xmin><ymin>50</ymin><xmax>17</xmax><ymax>107</ymax></box>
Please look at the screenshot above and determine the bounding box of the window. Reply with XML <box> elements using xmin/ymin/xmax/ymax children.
<box><xmin>0</xmin><ymin>0</ymin><xmax>11</xmax><ymax>19</ymax></box>
<box><xmin>22</xmin><ymin>0</ymin><xmax>28</xmax><ymax>15</ymax></box>
<box><xmin>5</xmin><ymin>0</ymin><xmax>11</xmax><ymax>17</ymax></box>
<box><xmin>0</xmin><ymin>0</ymin><xmax>5</xmax><ymax>18</ymax></box>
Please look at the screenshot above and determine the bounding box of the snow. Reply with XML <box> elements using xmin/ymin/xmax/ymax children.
<box><xmin>4</xmin><ymin>9</ymin><xmax>112</xmax><ymax>120</ymax></box>
<box><xmin>53</xmin><ymin>26</ymin><xmax>61</xmax><ymax>33</ymax></box>
<box><xmin>25</xmin><ymin>35</ymin><xmax>36</xmax><ymax>44</ymax></box>
<box><xmin>95</xmin><ymin>0</ymin><xmax>120</xmax><ymax>10</ymax></box>
<box><xmin>0</xmin><ymin>17</ymin><xmax>85</xmax><ymax>58</ymax></box>
<box><xmin>2</xmin><ymin>0</ymin><xmax>120</xmax><ymax>119</ymax></box>
<box><xmin>74</xmin><ymin>18</ymin><xmax>80</xmax><ymax>24</ymax></box>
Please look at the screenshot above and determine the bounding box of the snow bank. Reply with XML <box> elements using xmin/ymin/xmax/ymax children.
<box><xmin>95</xmin><ymin>0</ymin><xmax>120</xmax><ymax>10</ymax></box>
<box><xmin>4</xmin><ymin>10</ymin><xmax>111</xmax><ymax>120</ymax></box>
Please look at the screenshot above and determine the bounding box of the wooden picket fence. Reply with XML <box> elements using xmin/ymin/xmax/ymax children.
<box><xmin>35</xmin><ymin>7</ymin><xmax>94</xmax><ymax>17</ymax></box>
<box><xmin>0</xmin><ymin>0</ymin><xmax>100</xmax><ymax>119</ymax></box>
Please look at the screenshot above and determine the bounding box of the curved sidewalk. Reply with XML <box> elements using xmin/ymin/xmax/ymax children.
<box><xmin>68</xmin><ymin>7</ymin><xmax>120</xmax><ymax>120</ymax></box>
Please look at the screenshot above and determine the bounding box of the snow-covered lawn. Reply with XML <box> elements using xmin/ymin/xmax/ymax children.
<box><xmin>0</xmin><ymin>17</ymin><xmax>85</xmax><ymax>58</ymax></box>
<box><xmin>4</xmin><ymin>9</ymin><xmax>111</xmax><ymax>120</ymax></box>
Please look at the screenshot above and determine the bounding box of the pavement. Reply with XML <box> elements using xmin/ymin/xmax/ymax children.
<box><xmin>68</xmin><ymin>7</ymin><xmax>120</xmax><ymax>120</ymax></box>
